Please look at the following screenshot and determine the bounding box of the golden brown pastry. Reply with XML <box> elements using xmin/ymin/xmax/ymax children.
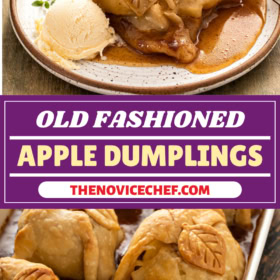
<box><xmin>13</xmin><ymin>209</ymin><xmax>124</xmax><ymax>280</ymax></box>
<box><xmin>0</xmin><ymin>257</ymin><xmax>59</xmax><ymax>280</ymax></box>
<box><xmin>93</xmin><ymin>0</ymin><xmax>231</xmax><ymax>62</ymax></box>
<box><xmin>0</xmin><ymin>210</ymin><xmax>13</xmax><ymax>235</ymax></box>
<box><xmin>94</xmin><ymin>0</ymin><xmax>224</xmax><ymax>19</ymax></box>
<box><xmin>223</xmin><ymin>209</ymin><xmax>255</xmax><ymax>229</ymax></box>
<box><xmin>115</xmin><ymin>209</ymin><xmax>245</xmax><ymax>280</ymax></box>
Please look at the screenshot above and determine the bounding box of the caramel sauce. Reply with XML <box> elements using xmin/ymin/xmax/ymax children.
<box><xmin>95</xmin><ymin>0</ymin><xmax>266</xmax><ymax>74</ymax></box>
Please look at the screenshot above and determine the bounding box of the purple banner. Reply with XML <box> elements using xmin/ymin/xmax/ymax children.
<box><xmin>0</xmin><ymin>96</ymin><xmax>279</xmax><ymax>208</ymax></box>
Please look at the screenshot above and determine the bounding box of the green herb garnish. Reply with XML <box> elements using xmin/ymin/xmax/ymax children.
<box><xmin>32</xmin><ymin>0</ymin><xmax>44</xmax><ymax>7</ymax></box>
<box><xmin>32</xmin><ymin>0</ymin><xmax>55</xmax><ymax>9</ymax></box>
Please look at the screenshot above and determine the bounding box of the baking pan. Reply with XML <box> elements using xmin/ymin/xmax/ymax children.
<box><xmin>243</xmin><ymin>209</ymin><xmax>275</xmax><ymax>280</ymax></box>
<box><xmin>0</xmin><ymin>209</ymin><xmax>275</xmax><ymax>279</ymax></box>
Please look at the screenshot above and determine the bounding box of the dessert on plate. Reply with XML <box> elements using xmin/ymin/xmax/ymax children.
<box><xmin>33</xmin><ymin>0</ymin><xmax>266</xmax><ymax>73</ymax></box>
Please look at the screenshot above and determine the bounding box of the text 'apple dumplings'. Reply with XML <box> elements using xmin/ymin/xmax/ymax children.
<box><xmin>0</xmin><ymin>257</ymin><xmax>59</xmax><ymax>280</ymax></box>
<box><xmin>13</xmin><ymin>209</ymin><xmax>124</xmax><ymax>280</ymax></box>
<box><xmin>115</xmin><ymin>209</ymin><xmax>245</xmax><ymax>280</ymax></box>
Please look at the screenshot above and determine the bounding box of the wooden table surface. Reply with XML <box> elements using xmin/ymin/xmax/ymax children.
<box><xmin>2</xmin><ymin>1</ymin><xmax>280</xmax><ymax>276</ymax></box>
<box><xmin>256</xmin><ymin>210</ymin><xmax>280</xmax><ymax>279</ymax></box>
<box><xmin>2</xmin><ymin>0</ymin><xmax>280</xmax><ymax>95</ymax></box>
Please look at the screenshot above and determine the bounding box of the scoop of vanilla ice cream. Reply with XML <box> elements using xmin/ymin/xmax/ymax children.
<box><xmin>36</xmin><ymin>0</ymin><xmax>116</xmax><ymax>68</ymax></box>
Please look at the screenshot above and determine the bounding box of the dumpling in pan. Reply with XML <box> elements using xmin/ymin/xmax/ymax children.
<box><xmin>14</xmin><ymin>209</ymin><xmax>124</xmax><ymax>280</ymax></box>
<box><xmin>115</xmin><ymin>209</ymin><xmax>245</xmax><ymax>280</ymax></box>
<box><xmin>0</xmin><ymin>257</ymin><xmax>59</xmax><ymax>280</ymax></box>
<box><xmin>223</xmin><ymin>209</ymin><xmax>256</xmax><ymax>229</ymax></box>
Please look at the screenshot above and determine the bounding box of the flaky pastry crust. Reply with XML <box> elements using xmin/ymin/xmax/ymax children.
<box><xmin>223</xmin><ymin>209</ymin><xmax>255</xmax><ymax>229</ymax></box>
<box><xmin>14</xmin><ymin>209</ymin><xmax>123</xmax><ymax>280</ymax></box>
<box><xmin>115</xmin><ymin>209</ymin><xmax>245</xmax><ymax>280</ymax></box>
<box><xmin>0</xmin><ymin>257</ymin><xmax>59</xmax><ymax>280</ymax></box>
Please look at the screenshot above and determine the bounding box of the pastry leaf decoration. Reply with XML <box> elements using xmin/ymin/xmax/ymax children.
<box><xmin>178</xmin><ymin>224</ymin><xmax>226</xmax><ymax>275</ymax></box>
<box><xmin>124</xmin><ymin>0</ymin><xmax>157</xmax><ymax>16</ymax></box>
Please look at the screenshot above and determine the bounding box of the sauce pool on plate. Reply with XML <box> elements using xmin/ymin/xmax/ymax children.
<box><xmin>95</xmin><ymin>0</ymin><xmax>266</xmax><ymax>74</ymax></box>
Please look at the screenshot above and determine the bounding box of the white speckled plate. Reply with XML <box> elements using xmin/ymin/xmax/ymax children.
<box><xmin>10</xmin><ymin>0</ymin><xmax>280</xmax><ymax>94</ymax></box>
